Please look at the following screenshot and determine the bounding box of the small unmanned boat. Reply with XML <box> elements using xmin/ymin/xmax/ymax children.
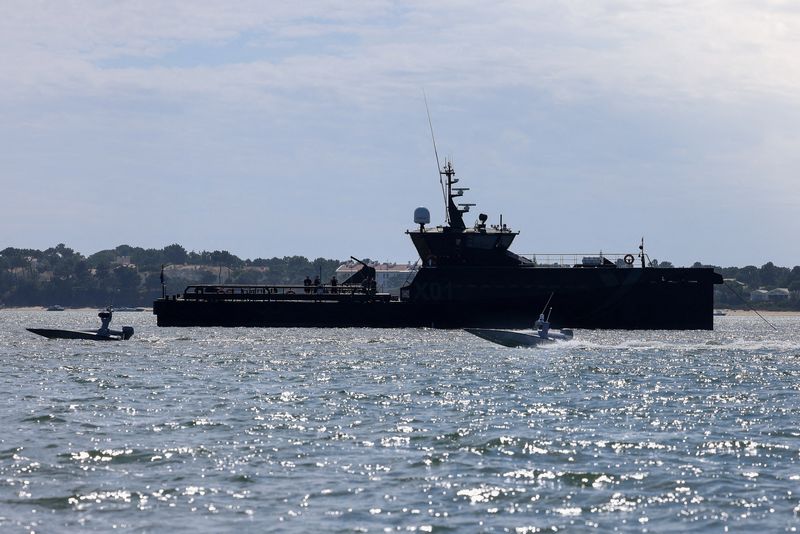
<box><xmin>465</xmin><ymin>325</ymin><xmax>573</xmax><ymax>347</ymax></box>
<box><xmin>27</xmin><ymin>309</ymin><xmax>134</xmax><ymax>341</ymax></box>
<box><xmin>465</xmin><ymin>296</ymin><xmax>573</xmax><ymax>347</ymax></box>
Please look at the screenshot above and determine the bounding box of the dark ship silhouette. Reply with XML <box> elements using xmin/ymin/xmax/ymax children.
<box><xmin>153</xmin><ymin>161</ymin><xmax>722</xmax><ymax>329</ymax></box>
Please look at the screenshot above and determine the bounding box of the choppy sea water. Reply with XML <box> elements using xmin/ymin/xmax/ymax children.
<box><xmin>1</xmin><ymin>310</ymin><xmax>800</xmax><ymax>532</ymax></box>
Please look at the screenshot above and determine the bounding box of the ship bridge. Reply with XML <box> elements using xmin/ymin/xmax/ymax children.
<box><xmin>407</xmin><ymin>161</ymin><xmax>522</xmax><ymax>267</ymax></box>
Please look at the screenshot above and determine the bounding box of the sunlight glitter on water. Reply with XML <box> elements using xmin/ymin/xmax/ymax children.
<box><xmin>1</xmin><ymin>310</ymin><xmax>800</xmax><ymax>531</ymax></box>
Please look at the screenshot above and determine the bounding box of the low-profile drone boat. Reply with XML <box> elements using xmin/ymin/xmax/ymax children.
<box><xmin>465</xmin><ymin>314</ymin><xmax>573</xmax><ymax>347</ymax></box>
<box><xmin>465</xmin><ymin>295</ymin><xmax>573</xmax><ymax>347</ymax></box>
<box><xmin>27</xmin><ymin>308</ymin><xmax>134</xmax><ymax>341</ymax></box>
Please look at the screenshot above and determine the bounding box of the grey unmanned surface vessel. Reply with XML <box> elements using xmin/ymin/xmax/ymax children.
<box><xmin>27</xmin><ymin>308</ymin><xmax>134</xmax><ymax>341</ymax></box>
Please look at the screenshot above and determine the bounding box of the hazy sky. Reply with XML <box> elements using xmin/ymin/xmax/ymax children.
<box><xmin>2</xmin><ymin>1</ymin><xmax>799</xmax><ymax>266</ymax></box>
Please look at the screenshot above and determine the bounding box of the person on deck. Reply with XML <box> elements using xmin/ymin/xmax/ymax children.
<box><xmin>303</xmin><ymin>276</ymin><xmax>312</xmax><ymax>294</ymax></box>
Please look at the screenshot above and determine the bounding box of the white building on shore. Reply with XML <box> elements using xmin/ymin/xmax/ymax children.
<box><xmin>751</xmin><ymin>287</ymin><xmax>791</xmax><ymax>302</ymax></box>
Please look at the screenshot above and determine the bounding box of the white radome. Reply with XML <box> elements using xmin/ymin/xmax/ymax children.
<box><xmin>413</xmin><ymin>207</ymin><xmax>430</xmax><ymax>226</ymax></box>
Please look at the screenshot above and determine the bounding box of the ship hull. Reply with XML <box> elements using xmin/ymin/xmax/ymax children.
<box><xmin>154</xmin><ymin>266</ymin><xmax>721</xmax><ymax>330</ymax></box>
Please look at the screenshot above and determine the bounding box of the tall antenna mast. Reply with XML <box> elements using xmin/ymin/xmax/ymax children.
<box><xmin>423</xmin><ymin>90</ymin><xmax>449</xmax><ymax>223</ymax></box>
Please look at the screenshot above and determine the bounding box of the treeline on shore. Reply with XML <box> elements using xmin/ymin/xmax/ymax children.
<box><xmin>0</xmin><ymin>244</ymin><xmax>341</xmax><ymax>307</ymax></box>
<box><xmin>1</xmin><ymin>243</ymin><xmax>799</xmax><ymax>309</ymax></box>
<box><xmin>709</xmin><ymin>261</ymin><xmax>800</xmax><ymax>310</ymax></box>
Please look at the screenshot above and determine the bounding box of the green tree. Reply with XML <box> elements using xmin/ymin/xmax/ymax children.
<box><xmin>87</xmin><ymin>250</ymin><xmax>117</xmax><ymax>268</ymax></box>
<box><xmin>94</xmin><ymin>261</ymin><xmax>111</xmax><ymax>282</ymax></box>
<box><xmin>113</xmin><ymin>266</ymin><xmax>140</xmax><ymax>289</ymax></box>
<box><xmin>233</xmin><ymin>270</ymin><xmax>263</xmax><ymax>284</ymax></box>
<box><xmin>760</xmin><ymin>262</ymin><xmax>779</xmax><ymax>287</ymax></box>
<box><xmin>163</xmin><ymin>244</ymin><xmax>188</xmax><ymax>265</ymax></box>
<box><xmin>73</xmin><ymin>260</ymin><xmax>91</xmax><ymax>281</ymax></box>
<box><xmin>736</xmin><ymin>266</ymin><xmax>760</xmax><ymax>288</ymax></box>
<box><xmin>788</xmin><ymin>266</ymin><xmax>800</xmax><ymax>287</ymax></box>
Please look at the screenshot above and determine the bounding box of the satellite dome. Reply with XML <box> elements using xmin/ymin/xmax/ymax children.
<box><xmin>414</xmin><ymin>207</ymin><xmax>431</xmax><ymax>226</ymax></box>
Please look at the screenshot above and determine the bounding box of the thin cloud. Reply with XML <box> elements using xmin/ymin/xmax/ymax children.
<box><xmin>2</xmin><ymin>1</ymin><xmax>800</xmax><ymax>104</ymax></box>
<box><xmin>1</xmin><ymin>1</ymin><xmax>799</xmax><ymax>265</ymax></box>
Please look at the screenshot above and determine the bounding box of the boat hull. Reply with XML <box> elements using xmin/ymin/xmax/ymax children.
<box><xmin>153</xmin><ymin>266</ymin><xmax>721</xmax><ymax>329</ymax></box>
<box><xmin>464</xmin><ymin>328</ymin><xmax>557</xmax><ymax>347</ymax></box>
<box><xmin>26</xmin><ymin>328</ymin><xmax>134</xmax><ymax>341</ymax></box>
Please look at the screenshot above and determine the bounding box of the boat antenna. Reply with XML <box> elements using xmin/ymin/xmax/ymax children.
<box><xmin>639</xmin><ymin>237</ymin><xmax>646</xmax><ymax>268</ymax></box>
<box><xmin>160</xmin><ymin>264</ymin><xmax>166</xmax><ymax>298</ymax></box>
<box><xmin>423</xmin><ymin>90</ymin><xmax>449</xmax><ymax>222</ymax></box>
<box><xmin>540</xmin><ymin>292</ymin><xmax>554</xmax><ymax>316</ymax></box>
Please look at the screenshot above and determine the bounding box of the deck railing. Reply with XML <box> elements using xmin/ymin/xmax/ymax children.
<box><xmin>517</xmin><ymin>253</ymin><xmax>639</xmax><ymax>268</ymax></box>
<box><xmin>178</xmin><ymin>283</ymin><xmax>391</xmax><ymax>302</ymax></box>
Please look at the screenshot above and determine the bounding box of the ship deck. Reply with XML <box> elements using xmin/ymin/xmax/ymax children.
<box><xmin>174</xmin><ymin>284</ymin><xmax>394</xmax><ymax>303</ymax></box>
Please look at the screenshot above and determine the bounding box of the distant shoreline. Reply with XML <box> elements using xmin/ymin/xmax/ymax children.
<box><xmin>1</xmin><ymin>306</ymin><xmax>151</xmax><ymax>312</ymax></box>
<box><xmin>2</xmin><ymin>306</ymin><xmax>796</xmax><ymax>318</ymax></box>
<box><xmin>717</xmin><ymin>309</ymin><xmax>800</xmax><ymax>317</ymax></box>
